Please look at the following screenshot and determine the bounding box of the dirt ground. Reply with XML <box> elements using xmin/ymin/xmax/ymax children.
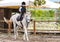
<box><xmin>0</xmin><ymin>32</ymin><xmax>60</xmax><ymax>42</ymax></box>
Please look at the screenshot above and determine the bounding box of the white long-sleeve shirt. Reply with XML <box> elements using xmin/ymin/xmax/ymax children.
<box><xmin>19</xmin><ymin>7</ymin><xmax>22</xmax><ymax>12</ymax></box>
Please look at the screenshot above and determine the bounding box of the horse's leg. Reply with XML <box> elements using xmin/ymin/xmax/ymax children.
<box><xmin>8</xmin><ymin>22</ymin><xmax>12</xmax><ymax>36</ymax></box>
<box><xmin>22</xmin><ymin>22</ymin><xmax>29</xmax><ymax>41</ymax></box>
<box><xmin>13</xmin><ymin>22</ymin><xmax>18</xmax><ymax>39</ymax></box>
<box><xmin>15</xmin><ymin>26</ymin><xmax>18</xmax><ymax>39</ymax></box>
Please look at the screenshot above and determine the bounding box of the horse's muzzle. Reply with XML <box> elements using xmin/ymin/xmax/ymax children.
<box><xmin>30</xmin><ymin>19</ymin><xmax>33</xmax><ymax>21</ymax></box>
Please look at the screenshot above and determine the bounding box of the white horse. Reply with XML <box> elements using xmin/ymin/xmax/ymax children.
<box><xmin>4</xmin><ymin>12</ymin><xmax>31</xmax><ymax>41</ymax></box>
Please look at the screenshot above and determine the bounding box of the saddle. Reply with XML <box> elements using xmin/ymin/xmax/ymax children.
<box><xmin>16</xmin><ymin>16</ymin><xmax>20</xmax><ymax>21</ymax></box>
<box><xmin>16</xmin><ymin>14</ymin><xmax>24</xmax><ymax>21</ymax></box>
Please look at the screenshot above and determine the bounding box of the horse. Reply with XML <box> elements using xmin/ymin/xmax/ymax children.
<box><xmin>4</xmin><ymin>11</ymin><xmax>31</xmax><ymax>41</ymax></box>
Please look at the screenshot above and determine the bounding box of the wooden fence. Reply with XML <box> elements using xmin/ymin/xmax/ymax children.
<box><xmin>0</xmin><ymin>20</ymin><xmax>60</xmax><ymax>35</ymax></box>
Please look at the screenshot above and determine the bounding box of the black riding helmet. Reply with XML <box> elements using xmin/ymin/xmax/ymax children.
<box><xmin>22</xmin><ymin>2</ymin><xmax>26</xmax><ymax>5</ymax></box>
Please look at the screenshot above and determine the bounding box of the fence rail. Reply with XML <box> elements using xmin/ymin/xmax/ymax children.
<box><xmin>0</xmin><ymin>20</ymin><xmax>60</xmax><ymax>35</ymax></box>
<box><xmin>0</xmin><ymin>20</ymin><xmax>4</xmax><ymax>22</ymax></box>
<box><xmin>32</xmin><ymin>20</ymin><xmax>60</xmax><ymax>35</ymax></box>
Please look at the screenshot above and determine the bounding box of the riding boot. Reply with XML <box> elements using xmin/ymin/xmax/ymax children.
<box><xmin>20</xmin><ymin>21</ymin><xmax>23</xmax><ymax>29</ymax></box>
<box><xmin>20</xmin><ymin>13</ymin><xmax>24</xmax><ymax>21</ymax></box>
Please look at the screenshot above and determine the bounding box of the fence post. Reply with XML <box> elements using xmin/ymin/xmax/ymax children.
<box><xmin>33</xmin><ymin>21</ymin><xmax>36</xmax><ymax>35</ymax></box>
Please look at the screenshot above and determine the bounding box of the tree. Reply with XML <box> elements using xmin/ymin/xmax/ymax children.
<box><xmin>34</xmin><ymin>0</ymin><xmax>46</xmax><ymax>6</ymax></box>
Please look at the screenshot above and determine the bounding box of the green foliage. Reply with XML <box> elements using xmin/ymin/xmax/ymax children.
<box><xmin>34</xmin><ymin>0</ymin><xmax>46</xmax><ymax>6</ymax></box>
<box><xmin>31</xmin><ymin>9</ymin><xmax>55</xmax><ymax>17</ymax></box>
<box><xmin>31</xmin><ymin>9</ymin><xmax>55</xmax><ymax>21</ymax></box>
<box><xmin>56</xmin><ymin>8</ymin><xmax>60</xmax><ymax>23</ymax></box>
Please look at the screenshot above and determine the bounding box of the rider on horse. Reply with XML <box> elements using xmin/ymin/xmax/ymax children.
<box><xmin>16</xmin><ymin>2</ymin><xmax>26</xmax><ymax>28</ymax></box>
<box><xmin>19</xmin><ymin>2</ymin><xmax>26</xmax><ymax>21</ymax></box>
